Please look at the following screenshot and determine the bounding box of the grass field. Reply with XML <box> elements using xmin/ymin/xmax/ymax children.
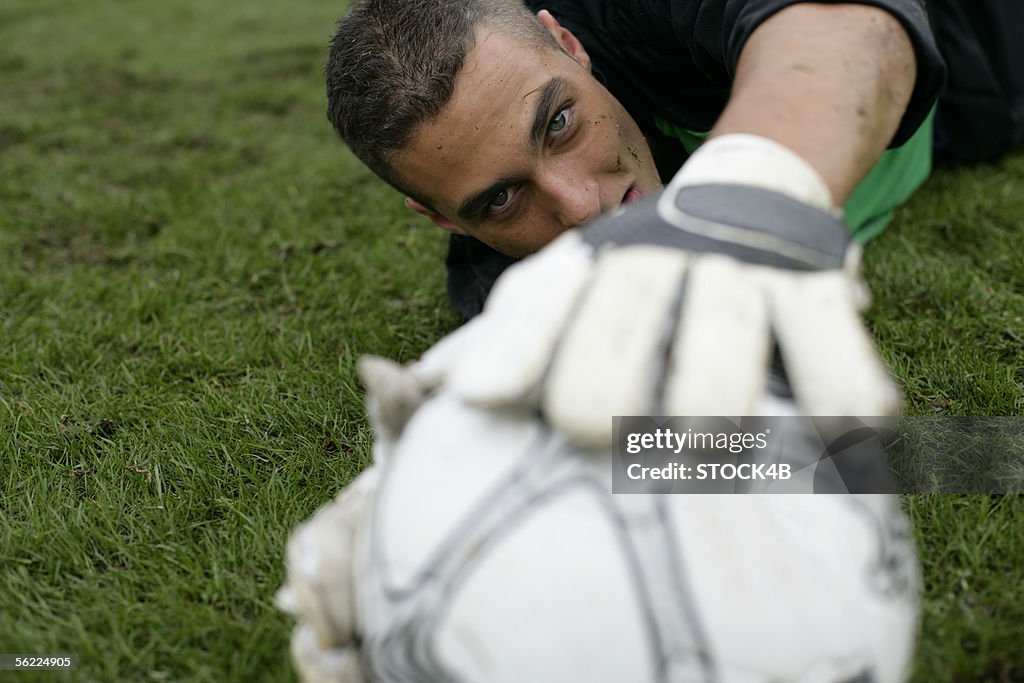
<box><xmin>1</xmin><ymin>1</ymin><xmax>1022</xmax><ymax>681</ymax></box>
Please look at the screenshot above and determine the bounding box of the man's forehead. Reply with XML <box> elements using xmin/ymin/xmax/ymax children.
<box><xmin>451</xmin><ymin>29</ymin><xmax>561</xmax><ymax>115</ymax></box>
<box><xmin>395</xmin><ymin>31</ymin><xmax>570</xmax><ymax>207</ymax></box>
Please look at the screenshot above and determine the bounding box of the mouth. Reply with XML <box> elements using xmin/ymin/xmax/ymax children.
<box><xmin>622</xmin><ymin>185</ymin><xmax>642</xmax><ymax>205</ymax></box>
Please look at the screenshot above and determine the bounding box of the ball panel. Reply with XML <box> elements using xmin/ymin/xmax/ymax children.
<box><xmin>377</xmin><ymin>394</ymin><xmax>543</xmax><ymax>593</ymax></box>
<box><xmin>667</xmin><ymin>497</ymin><xmax>915</xmax><ymax>682</ymax></box>
<box><xmin>435</xmin><ymin>484</ymin><xmax>656</xmax><ymax>683</ymax></box>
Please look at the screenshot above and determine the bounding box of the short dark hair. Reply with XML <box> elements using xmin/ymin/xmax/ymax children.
<box><xmin>325</xmin><ymin>0</ymin><xmax>557</xmax><ymax>201</ymax></box>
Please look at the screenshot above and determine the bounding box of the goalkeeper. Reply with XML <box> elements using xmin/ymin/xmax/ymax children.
<box><xmin>325</xmin><ymin>0</ymin><xmax>1021</xmax><ymax>435</ymax></box>
<box><xmin>326</xmin><ymin>0</ymin><xmax>1022</xmax><ymax>319</ymax></box>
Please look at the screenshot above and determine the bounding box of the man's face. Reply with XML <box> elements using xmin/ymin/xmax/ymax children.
<box><xmin>392</xmin><ymin>22</ymin><xmax>662</xmax><ymax>258</ymax></box>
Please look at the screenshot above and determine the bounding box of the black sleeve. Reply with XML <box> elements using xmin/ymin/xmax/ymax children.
<box><xmin>526</xmin><ymin>0</ymin><xmax>946</xmax><ymax>147</ymax></box>
<box><xmin>926</xmin><ymin>0</ymin><xmax>1024</xmax><ymax>162</ymax></box>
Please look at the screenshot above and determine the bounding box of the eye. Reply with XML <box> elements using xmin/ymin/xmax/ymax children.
<box><xmin>490</xmin><ymin>189</ymin><xmax>510</xmax><ymax>208</ymax></box>
<box><xmin>549</xmin><ymin>109</ymin><xmax>568</xmax><ymax>133</ymax></box>
<box><xmin>548</xmin><ymin>106</ymin><xmax>573</xmax><ymax>136</ymax></box>
<box><xmin>487</xmin><ymin>186</ymin><xmax>517</xmax><ymax>216</ymax></box>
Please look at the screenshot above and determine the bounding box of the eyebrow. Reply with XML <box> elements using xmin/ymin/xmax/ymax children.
<box><xmin>456</xmin><ymin>76</ymin><xmax>571</xmax><ymax>222</ymax></box>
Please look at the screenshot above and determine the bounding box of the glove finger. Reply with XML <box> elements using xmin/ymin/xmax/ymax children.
<box><xmin>448</xmin><ymin>231</ymin><xmax>594</xmax><ymax>407</ymax></box>
<box><xmin>358</xmin><ymin>355</ymin><xmax>427</xmax><ymax>446</ymax></box>
<box><xmin>765</xmin><ymin>271</ymin><xmax>902</xmax><ymax>416</ymax></box>
<box><xmin>290</xmin><ymin>626</ymin><xmax>366</xmax><ymax>683</ymax></box>
<box><xmin>544</xmin><ymin>246</ymin><xmax>689</xmax><ymax>448</ymax></box>
<box><xmin>663</xmin><ymin>256</ymin><xmax>772</xmax><ymax>415</ymax></box>
<box><xmin>278</xmin><ymin>467</ymin><xmax>379</xmax><ymax>649</ymax></box>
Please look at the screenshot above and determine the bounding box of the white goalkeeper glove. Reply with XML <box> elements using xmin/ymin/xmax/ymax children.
<box><xmin>276</xmin><ymin>466</ymin><xmax>376</xmax><ymax>683</ymax></box>
<box><xmin>423</xmin><ymin>134</ymin><xmax>900</xmax><ymax>448</ymax></box>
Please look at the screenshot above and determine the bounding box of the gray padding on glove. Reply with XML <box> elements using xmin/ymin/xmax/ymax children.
<box><xmin>583</xmin><ymin>184</ymin><xmax>849</xmax><ymax>271</ymax></box>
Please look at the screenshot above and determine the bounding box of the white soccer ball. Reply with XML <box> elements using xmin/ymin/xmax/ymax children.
<box><xmin>349</xmin><ymin>390</ymin><xmax>920</xmax><ymax>683</ymax></box>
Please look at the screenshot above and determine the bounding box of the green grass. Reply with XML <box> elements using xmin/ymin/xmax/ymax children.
<box><xmin>864</xmin><ymin>155</ymin><xmax>1024</xmax><ymax>416</ymax></box>
<box><xmin>1</xmin><ymin>1</ymin><xmax>1022</xmax><ymax>681</ymax></box>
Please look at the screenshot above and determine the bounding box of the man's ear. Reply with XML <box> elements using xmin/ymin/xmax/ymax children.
<box><xmin>404</xmin><ymin>197</ymin><xmax>467</xmax><ymax>234</ymax></box>
<box><xmin>537</xmin><ymin>10</ymin><xmax>591</xmax><ymax>71</ymax></box>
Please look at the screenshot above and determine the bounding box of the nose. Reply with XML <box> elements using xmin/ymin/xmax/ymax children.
<box><xmin>538</xmin><ymin>171</ymin><xmax>603</xmax><ymax>228</ymax></box>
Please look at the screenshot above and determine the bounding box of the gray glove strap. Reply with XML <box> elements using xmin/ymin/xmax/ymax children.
<box><xmin>582</xmin><ymin>184</ymin><xmax>850</xmax><ymax>271</ymax></box>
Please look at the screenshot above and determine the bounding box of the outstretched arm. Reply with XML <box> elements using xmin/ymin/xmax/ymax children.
<box><xmin>712</xmin><ymin>2</ymin><xmax>917</xmax><ymax>205</ymax></box>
